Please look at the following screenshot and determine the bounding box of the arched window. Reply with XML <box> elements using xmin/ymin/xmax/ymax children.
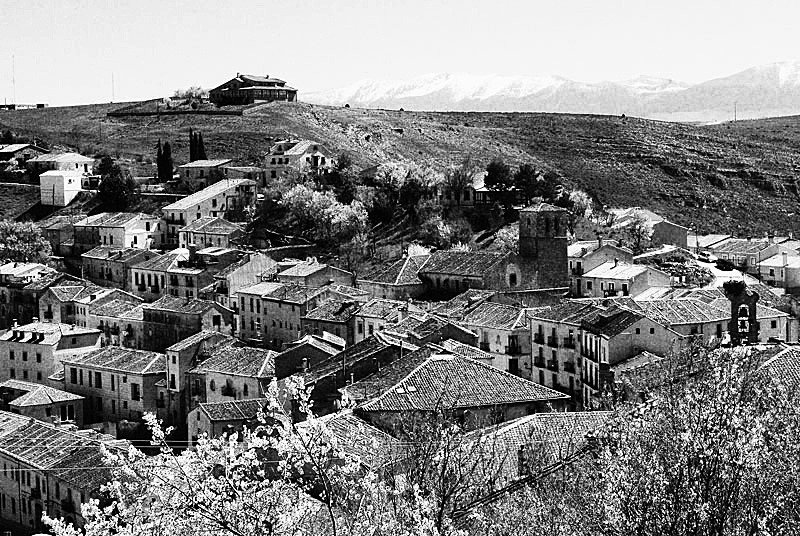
<box><xmin>509</xmin><ymin>273</ymin><xmax>518</xmax><ymax>287</ymax></box>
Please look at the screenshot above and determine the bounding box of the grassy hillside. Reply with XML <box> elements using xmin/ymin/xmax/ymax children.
<box><xmin>3</xmin><ymin>102</ymin><xmax>800</xmax><ymax>234</ymax></box>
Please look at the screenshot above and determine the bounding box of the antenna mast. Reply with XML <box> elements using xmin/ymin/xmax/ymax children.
<box><xmin>11</xmin><ymin>54</ymin><xmax>16</xmax><ymax>104</ymax></box>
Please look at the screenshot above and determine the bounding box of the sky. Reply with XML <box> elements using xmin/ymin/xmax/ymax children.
<box><xmin>0</xmin><ymin>0</ymin><xmax>798</xmax><ymax>106</ymax></box>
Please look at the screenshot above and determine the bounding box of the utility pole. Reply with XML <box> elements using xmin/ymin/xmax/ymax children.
<box><xmin>11</xmin><ymin>54</ymin><xmax>16</xmax><ymax>104</ymax></box>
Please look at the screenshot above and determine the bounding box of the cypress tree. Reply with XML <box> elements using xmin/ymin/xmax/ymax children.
<box><xmin>156</xmin><ymin>140</ymin><xmax>164</xmax><ymax>181</ymax></box>
<box><xmin>197</xmin><ymin>132</ymin><xmax>207</xmax><ymax>160</ymax></box>
<box><xmin>162</xmin><ymin>141</ymin><xmax>174</xmax><ymax>181</ymax></box>
<box><xmin>189</xmin><ymin>129</ymin><xmax>196</xmax><ymax>162</ymax></box>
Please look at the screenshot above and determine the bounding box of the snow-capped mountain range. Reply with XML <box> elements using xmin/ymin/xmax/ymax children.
<box><xmin>304</xmin><ymin>62</ymin><xmax>800</xmax><ymax>122</ymax></box>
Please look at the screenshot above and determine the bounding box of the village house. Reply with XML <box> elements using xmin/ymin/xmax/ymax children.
<box><xmin>60</xmin><ymin>346</ymin><xmax>165</xmax><ymax>424</ymax></box>
<box><xmin>687</xmin><ymin>233</ymin><xmax>732</xmax><ymax>255</ymax></box>
<box><xmin>188</xmin><ymin>398</ymin><xmax>272</xmax><ymax>447</ymax></box>
<box><xmin>26</xmin><ymin>152</ymin><xmax>94</xmax><ymax>175</ymax></box>
<box><xmin>73</xmin><ymin>212</ymin><xmax>162</xmax><ymax>254</ymax></box>
<box><xmin>708</xmin><ymin>237</ymin><xmax>782</xmax><ymax>274</ymax></box>
<box><xmin>0</xmin><ymin>322</ymin><xmax>101</xmax><ymax>385</ymax></box>
<box><xmin>140</xmin><ymin>296</ymin><xmax>234</xmax><ymax>353</ymax></box>
<box><xmin>40</xmin><ymin>215</ymin><xmax>84</xmax><ymax>256</ymax></box>
<box><xmin>81</xmin><ymin>246</ymin><xmax>160</xmax><ymax>291</ymax></box>
<box><xmin>384</xmin><ymin>312</ymin><xmax>479</xmax><ymax>348</ymax></box>
<box><xmin>353</xmin><ymin>298</ymin><xmax>422</xmax><ymax>344</ymax></box>
<box><xmin>459</xmin><ymin>301</ymin><xmax>532</xmax><ymax>375</ymax></box>
<box><xmin>264</xmin><ymin>139</ymin><xmax>334</xmax><ymax>179</ymax></box>
<box><xmin>209</xmin><ymin>73</ymin><xmax>298</xmax><ymax>106</ymax></box>
<box><xmin>161</xmin><ymin>178</ymin><xmax>256</xmax><ymax>247</ymax></box>
<box><xmin>579</xmin><ymin>259</ymin><xmax>671</xmax><ymax>298</ymax></box>
<box><xmin>223</xmin><ymin>165</ymin><xmax>266</xmax><ymax>183</ymax></box>
<box><xmin>203</xmin><ymin>252</ymin><xmax>278</xmax><ymax>313</ymax></box>
<box><xmin>438</xmin><ymin>171</ymin><xmax>524</xmax><ymax>208</ymax></box>
<box><xmin>607</xmin><ymin>207</ymin><xmax>688</xmax><ymax>248</ymax></box>
<box><xmin>417</xmin><ymin>251</ymin><xmax>514</xmax><ymax>296</ymax></box>
<box><xmin>567</xmin><ymin>238</ymin><xmax>633</xmax><ymax>296</ymax></box>
<box><xmin>39</xmin><ymin>170</ymin><xmax>82</xmax><ymax>206</ymax></box>
<box><xmin>354</xmin><ymin>345</ymin><xmax>568</xmax><ymax>432</ymax></box>
<box><xmin>128</xmin><ymin>250</ymin><xmax>186</xmax><ymax>302</ymax></box>
<box><xmin>300</xmin><ymin>298</ymin><xmax>361</xmax><ymax>345</ymax></box>
<box><xmin>164</xmin><ymin>246</ymin><xmax>243</xmax><ymax>300</ymax></box>
<box><xmin>759</xmin><ymin>251</ymin><xmax>800</xmax><ymax>292</ymax></box>
<box><xmin>276</xmin><ymin>258</ymin><xmax>354</xmax><ymax>287</ymax></box>
<box><xmin>237</xmin><ymin>282</ymin><xmax>331</xmax><ymax>349</ymax></box>
<box><xmin>0</xmin><ymin>411</ymin><xmax>127</xmax><ymax>531</ymax></box>
<box><xmin>274</xmin><ymin>335</ymin><xmax>341</xmax><ymax>379</ymax></box>
<box><xmin>187</xmin><ymin>341</ymin><xmax>276</xmax><ymax>412</ymax></box>
<box><xmin>0</xmin><ymin>264</ymin><xmax>77</xmax><ymax>330</ymax></box>
<box><xmin>357</xmin><ymin>255</ymin><xmax>429</xmax><ymax>300</ymax></box>
<box><xmin>178</xmin><ymin>216</ymin><xmax>243</xmax><ymax>249</ymax></box>
<box><xmin>163</xmin><ymin>331</ymin><xmax>235</xmax><ymax>429</ymax></box>
<box><xmin>88</xmin><ymin>298</ymin><xmax>144</xmax><ymax>349</ymax></box>
<box><xmin>0</xmin><ymin>143</ymin><xmax>48</xmax><ymax>168</ymax></box>
<box><xmin>39</xmin><ymin>282</ymin><xmax>139</xmax><ymax>327</ymax></box>
<box><xmin>0</xmin><ymin>379</ymin><xmax>84</xmax><ymax>426</ymax></box>
<box><xmin>176</xmin><ymin>159</ymin><xmax>233</xmax><ymax>185</ymax></box>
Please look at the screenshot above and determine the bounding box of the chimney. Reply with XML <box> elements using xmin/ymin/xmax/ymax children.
<box><xmin>614</xmin><ymin>257</ymin><xmax>619</xmax><ymax>268</ymax></box>
<box><xmin>598</xmin><ymin>236</ymin><xmax>603</xmax><ymax>249</ymax></box>
<box><xmin>12</xmin><ymin>319</ymin><xmax>18</xmax><ymax>328</ymax></box>
<box><xmin>783</xmin><ymin>251</ymin><xmax>789</xmax><ymax>267</ymax></box>
<box><xmin>790</xmin><ymin>231</ymin><xmax>794</xmax><ymax>240</ymax></box>
<box><xmin>32</xmin><ymin>316</ymin><xmax>39</xmax><ymax>323</ymax></box>
<box><xmin>189</xmin><ymin>244</ymin><xmax>198</xmax><ymax>263</ymax></box>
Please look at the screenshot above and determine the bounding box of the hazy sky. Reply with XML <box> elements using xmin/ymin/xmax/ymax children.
<box><xmin>1</xmin><ymin>0</ymin><xmax>798</xmax><ymax>106</ymax></box>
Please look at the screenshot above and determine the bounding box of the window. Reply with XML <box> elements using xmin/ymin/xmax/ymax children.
<box><xmin>649</xmin><ymin>327</ymin><xmax>655</xmax><ymax>334</ymax></box>
<box><xmin>79</xmin><ymin>369</ymin><xmax>83</xmax><ymax>384</ymax></box>
<box><xmin>36</xmin><ymin>353</ymin><xmax>41</xmax><ymax>363</ymax></box>
<box><xmin>586</xmin><ymin>281</ymin><xmax>593</xmax><ymax>290</ymax></box>
<box><xmin>22</xmin><ymin>370</ymin><xmax>28</xmax><ymax>380</ymax></box>
<box><xmin>9</xmin><ymin>368</ymin><xmax>15</xmax><ymax>378</ymax></box>
<box><xmin>36</xmin><ymin>371</ymin><xmax>42</xmax><ymax>381</ymax></box>
<box><xmin>170</xmin><ymin>374</ymin><xmax>176</xmax><ymax>389</ymax></box>
<box><xmin>22</xmin><ymin>351</ymin><xmax>27</xmax><ymax>361</ymax></box>
<box><xmin>243</xmin><ymin>384</ymin><xmax>249</xmax><ymax>396</ymax></box>
<box><xmin>131</xmin><ymin>383</ymin><xmax>141</xmax><ymax>401</ymax></box>
<box><xmin>358</xmin><ymin>322</ymin><xmax>363</xmax><ymax>334</ymax></box>
<box><xmin>9</xmin><ymin>350</ymin><xmax>13</xmax><ymax>360</ymax></box>
<box><xmin>771</xmin><ymin>320</ymin><xmax>777</xmax><ymax>329</ymax></box>
<box><xmin>70</xmin><ymin>368</ymin><xmax>77</xmax><ymax>384</ymax></box>
<box><xmin>509</xmin><ymin>273</ymin><xmax>517</xmax><ymax>287</ymax></box>
<box><xmin>95</xmin><ymin>371</ymin><xmax>102</xmax><ymax>388</ymax></box>
<box><xmin>770</xmin><ymin>268</ymin><xmax>775</xmax><ymax>276</ymax></box>
<box><xmin>635</xmin><ymin>328</ymin><xmax>640</xmax><ymax>334</ymax></box>
<box><xmin>111</xmin><ymin>374</ymin><xmax>115</xmax><ymax>391</ymax></box>
<box><xmin>111</xmin><ymin>399</ymin><xmax>116</xmax><ymax>414</ymax></box>
<box><xmin>210</xmin><ymin>380</ymin><xmax>216</xmax><ymax>391</ymax></box>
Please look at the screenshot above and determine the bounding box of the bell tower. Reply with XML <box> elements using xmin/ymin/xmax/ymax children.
<box><xmin>518</xmin><ymin>203</ymin><xmax>569</xmax><ymax>288</ymax></box>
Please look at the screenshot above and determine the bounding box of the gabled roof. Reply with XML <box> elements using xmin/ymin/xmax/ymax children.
<box><xmin>303</xmin><ymin>298</ymin><xmax>360</xmax><ymax>323</ymax></box>
<box><xmin>520</xmin><ymin>202</ymin><xmax>568</xmax><ymax>213</ymax></box>
<box><xmin>236</xmin><ymin>281</ymin><xmax>285</xmax><ymax>297</ymax></box>
<box><xmin>62</xmin><ymin>347</ymin><xmax>165</xmax><ymax>375</ymax></box>
<box><xmin>131</xmin><ymin>250</ymin><xmax>184</xmax><ymax>271</ymax></box>
<box><xmin>582</xmin><ymin>306</ymin><xmax>646</xmax><ymax>337</ymax></box>
<box><xmin>460</xmin><ymin>302</ymin><xmax>529</xmax><ymax>331</ymax></box>
<box><xmin>360</xmin><ymin>353</ymin><xmax>566</xmax><ymax>412</ymax></box>
<box><xmin>420</xmin><ymin>250</ymin><xmax>508</xmax><ymax>277</ymax></box>
<box><xmin>386</xmin><ymin>313</ymin><xmax>476</xmax><ymax>342</ymax></box>
<box><xmin>75</xmin><ymin>212</ymin><xmax>147</xmax><ymax>228</ymax></box>
<box><xmin>0</xmin><ymin>379</ymin><xmax>83</xmax><ymax>407</ymax></box>
<box><xmin>567</xmin><ymin>240</ymin><xmax>628</xmax><ymax>258</ymax></box>
<box><xmin>199</xmin><ymin>398</ymin><xmax>270</xmax><ymax>421</ymax></box>
<box><xmin>0</xmin><ymin>143</ymin><xmax>45</xmax><ymax>153</ymax></box>
<box><xmin>357</xmin><ymin>298</ymin><xmax>411</xmax><ymax>321</ymax></box>
<box><xmin>143</xmin><ymin>296</ymin><xmax>226</xmax><ymax>315</ymax></box>
<box><xmin>759</xmin><ymin>347</ymin><xmax>800</xmax><ymax>386</ymax></box>
<box><xmin>90</xmin><ymin>298</ymin><xmax>144</xmax><ymax>320</ymax></box>
<box><xmin>311</xmin><ymin>410</ymin><xmax>404</xmax><ymax>468</ymax></box>
<box><xmin>529</xmin><ymin>301</ymin><xmax>602</xmax><ymax>324</ymax></box>
<box><xmin>688</xmin><ymin>234</ymin><xmax>731</xmax><ymax>249</ymax></box>
<box><xmin>29</xmin><ymin>152</ymin><xmax>94</xmax><ymax>164</ymax></box>
<box><xmin>582</xmin><ymin>260</ymin><xmax>660</xmax><ymax>280</ymax></box>
<box><xmin>609</xmin><ymin>350</ymin><xmax>664</xmax><ymax>376</ymax></box>
<box><xmin>163</xmin><ymin>179</ymin><xmax>255</xmax><ymax>210</ymax></box>
<box><xmin>635</xmin><ymin>298</ymin><xmax>729</xmax><ymax>325</ymax></box>
<box><xmin>264</xmin><ymin>284</ymin><xmax>328</xmax><ymax>304</ymax></box>
<box><xmin>359</xmin><ymin>255</ymin><xmax>429</xmax><ymax>286</ymax></box>
<box><xmin>179</xmin><ymin>216</ymin><xmax>243</xmax><ymax>235</ymax></box>
<box><xmin>439</xmin><ymin>339</ymin><xmax>495</xmax><ymax>361</ymax></box>
<box><xmin>167</xmin><ymin>330</ymin><xmax>235</xmax><ymax>353</ymax></box>
<box><xmin>48</xmin><ymin>282</ymin><xmax>106</xmax><ymax>302</ymax></box>
<box><xmin>711</xmin><ymin>238</ymin><xmax>772</xmax><ymax>255</ymax></box>
<box><xmin>282</xmin><ymin>334</ymin><xmax>340</xmax><ymax>357</ymax></box>
<box><xmin>433</xmin><ymin>289</ymin><xmax>497</xmax><ymax>320</ymax></box>
<box><xmin>191</xmin><ymin>342</ymin><xmax>275</xmax><ymax>378</ymax></box>
<box><xmin>304</xmin><ymin>333</ymin><xmax>417</xmax><ymax>385</ymax></box>
<box><xmin>82</xmin><ymin>246</ymin><xmax>155</xmax><ymax>263</ymax></box>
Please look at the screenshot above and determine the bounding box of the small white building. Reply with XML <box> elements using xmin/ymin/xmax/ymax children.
<box><xmin>39</xmin><ymin>170</ymin><xmax>83</xmax><ymax>206</ymax></box>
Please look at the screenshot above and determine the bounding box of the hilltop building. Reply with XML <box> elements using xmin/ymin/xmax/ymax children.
<box><xmin>264</xmin><ymin>139</ymin><xmax>334</xmax><ymax>179</ymax></box>
<box><xmin>209</xmin><ymin>73</ymin><xmax>298</xmax><ymax>106</ymax></box>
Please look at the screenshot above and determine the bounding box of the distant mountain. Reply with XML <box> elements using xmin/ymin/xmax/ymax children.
<box><xmin>304</xmin><ymin>62</ymin><xmax>800</xmax><ymax>122</ymax></box>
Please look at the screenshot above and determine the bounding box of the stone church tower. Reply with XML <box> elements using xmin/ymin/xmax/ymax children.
<box><xmin>518</xmin><ymin>203</ymin><xmax>569</xmax><ymax>288</ymax></box>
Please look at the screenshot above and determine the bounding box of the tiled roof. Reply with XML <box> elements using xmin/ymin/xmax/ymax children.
<box><xmin>635</xmin><ymin>298</ymin><xmax>730</xmax><ymax>325</ymax></box>
<box><xmin>439</xmin><ymin>339</ymin><xmax>495</xmax><ymax>360</ymax></box>
<box><xmin>282</xmin><ymin>334</ymin><xmax>340</xmax><ymax>357</ymax></box>
<box><xmin>90</xmin><ymin>299</ymin><xmax>143</xmax><ymax>320</ymax></box>
<box><xmin>311</xmin><ymin>410</ymin><xmax>404</xmax><ymax>468</ymax></box>
<box><xmin>359</xmin><ymin>255</ymin><xmax>429</xmax><ymax>285</ymax></box>
<box><xmin>278</xmin><ymin>260</ymin><xmax>327</xmax><ymax>278</ymax></box>
<box><xmin>529</xmin><ymin>301</ymin><xmax>602</xmax><ymax>324</ymax></box>
<box><xmin>420</xmin><ymin>250</ymin><xmax>508</xmax><ymax>277</ymax></box>
<box><xmin>75</xmin><ymin>212</ymin><xmax>145</xmax><ymax>228</ymax></box>
<box><xmin>0</xmin><ymin>379</ymin><xmax>83</xmax><ymax>406</ymax></box>
<box><xmin>0</xmin><ymin>322</ymin><xmax>99</xmax><ymax>345</ymax></box>
<box><xmin>164</xmin><ymin>179</ymin><xmax>254</xmax><ymax>210</ymax></box>
<box><xmin>0</xmin><ymin>143</ymin><xmax>39</xmax><ymax>153</ymax></box>
<box><xmin>759</xmin><ymin>347</ymin><xmax>800</xmax><ymax>386</ymax></box>
<box><xmin>23</xmin><ymin>271</ymin><xmax>73</xmax><ymax>291</ymax></box>
<box><xmin>342</xmin><ymin>345</ymin><xmax>439</xmax><ymax>404</ymax></box>
<box><xmin>192</xmin><ymin>342</ymin><xmax>275</xmax><ymax>377</ymax></box>
<box><xmin>49</xmin><ymin>282</ymin><xmax>105</xmax><ymax>302</ymax></box>
<box><xmin>0</xmin><ymin>261</ymin><xmax>51</xmax><ymax>277</ymax></box>
<box><xmin>360</xmin><ymin>353</ymin><xmax>566</xmax><ymax>412</ymax></box>
<box><xmin>760</xmin><ymin>253</ymin><xmax>800</xmax><ymax>268</ymax></box>
<box><xmin>609</xmin><ymin>351</ymin><xmax>664</xmax><ymax>376</ymax></box>
<box><xmin>62</xmin><ymin>347</ymin><xmax>165</xmax><ymax>375</ymax></box>
<box><xmin>82</xmin><ymin>246</ymin><xmax>154</xmax><ymax>263</ymax></box>
<box><xmin>326</xmin><ymin>284</ymin><xmax>370</xmax><ymax>300</ymax></box>
<box><xmin>29</xmin><ymin>152</ymin><xmax>94</xmax><ymax>163</ymax></box>
<box><xmin>199</xmin><ymin>398</ymin><xmax>270</xmax><ymax>421</ymax></box>
<box><xmin>688</xmin><ymin>234</ymin><xmax>732</xmax><ymax>249</ymax></box>
<box><xmin>131</xmin><ymin>250</ymin><xmax>184</xmax><ymax>271</ymax></box>
<box><xmin>582</xmin><ymin>307</ymin><xmax>645</xmax><ymax>337</ymax></box>
<box><xmin>265</xmin><ymin>284</ymin><xmax>328</xmax><ymax>304</ymax></box>
<box><xmin>303</xmin><ymin>298</ymin><xmax>360</xmax><ymax>323</ymax></box>
<box><xmin>179</xmin><ymin>216</ymin><xmax>243</xmax><ymax>234</ymax></box>
<box><xmin>177</xmin><ymin>159</ymin><xmax>233</xmax><ymax>169</ymax></box>
<box><xmin>711</xmin><ymin>238</ymin><xmax>771</xmax><ymax>255</ymax></box>
<box><xmin>357</xmin><ymin>298</ymin><xmax>410</xmax><ymax>321</ymax></box>
<box><xmin>143</xmin><ymin>296</ymin><xmax>223</xmax><ymax>315</ymax></box>
<box><xmin>237</xmin><ymin>281</ymin><xmax>284</xmax><ymax>297</ymax></box>
<box><xmin>387</xmin><ymin>313</ymin><xmax>476</xmax><ymax>341</ymax></box>
<box><xmin>567</xmin><ymin>240</ymin><xmax>627</xmax><ymax>258</ymax></box>
<box><xmin>582</xmin><ymin>260</ymin><xmax>654</xmax><ymax>280</ymax></box>
<box><xmin>304</xmin><ymin>333</ymin><xmax>417</xmax><ymax>384</ymax></box>
<box><xmin>239</xmin><ymin>74</ymin><xmax>286</xmax><ymax>85</ymax></box>
<box><xmin>0</xmin><ymin>412</ymin><xmax>127</xmax><ymax>490</ymax></box>
<box><xmin>433</xmin><ymin>289</ymin><xmax>497</xmax><ymax>319</ymax></box>
<box><xmin>460</xmin><ymin>302</ymin><xmax>529</xmax><ymax>331</ymax></box>
<box><xmin>167</xmin><ymin>331</ymin><xmax>235</xmax><ymax>352</ymax></box>
<box><xmin>707</xmin><ymin>298</ymin><xmax>788</xmax><ymax>320</ymax></box>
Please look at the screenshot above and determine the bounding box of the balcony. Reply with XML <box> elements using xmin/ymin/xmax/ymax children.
<box><xmin>564</xmin><ymin>361</ymin><xmax>576</xmax><ymax>373</ymax></box>
<box><xmin>562</xmin><ymin>338</ymin><xmax>576</xmax><ymax>349</ymax></box>
<box><xmin>221</xmin><ymin>385</ymin><xmax>236</xmax><ymax>397</ymax></box>
<box><xmin>533</xmin><ymin>357</ymin><xmax>546</xmax><ymax>368</ymax></box>
<box><xmin>479</xmin><ymin>342</ymin><xmax>491</xmax><ymax>351</ymax></box>
<box><xmin>547</xmin><ymin>359</ymin><xmax>559</xmax><ymax>372</ymax></box>
<box><xmin>61</xmin><ymin>498</ymin><xmax>76</xmax><ymax>513</ymax></box>
<box><xmin>533</xmin><ymin>333</ymin><xmax>545</xmax><ymax>345</ymax></box>
<box><xmin>505</xmin><ymin>345</ymin><xmax>522</xmax><ymax>355</ymax></box>
<box><xmin>546</xmin><ymin>336</ymin><xmax>559</xmax><ymax>348</ymax></box>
